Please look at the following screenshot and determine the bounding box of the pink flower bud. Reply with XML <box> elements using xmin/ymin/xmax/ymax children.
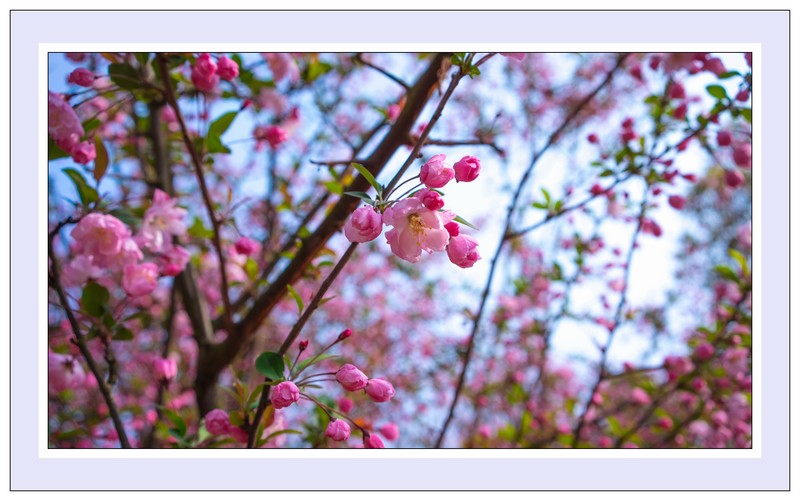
<box><xmin>263</xmin><ymin>125</ymin><xmax>287</xmax><ymax>149</ymax></box>
<box><xmin>453</xmin><ymin>155</ymin><xmax>481</xmax><ymax>183</ymax></box>
<box><xmin>735</xmin><ymin>89</ymin><xmax>750</xmax><ymax>102</ymax></box>
<box><xmin>694</xmin><ymin>342</ymin><xmax>715</xmax><ymax>361</ymax></box>
<box><xmin>336</xmin><ymin>364</ymin><xmax>368</xmax><ymax>392</ymax></box>
<box><xmin>587</xmin><ymin>133</ymin><xmax>599</xmax><ymax>144</ymax></box>
<box><xmin>704</xmin><ymin>57</ymin><xmax>727</xmax><ymax>76</ymax></box>
<box><xmin>725</xmin><ymin>169</ymin><xmax>745</xmax><ymax>188</ymax></box>
<box><xmin>672</xmin><ymin>102</ymin><xmax>688</xmax><ymax>120</ymax></box>
<box><xmin>191</xmin><ymin>53</ymin><xmax>219</xmax><ymax>93</ymax></box>
<box><xmin>379</xmin><ymin>423</ymin><xmax>399</xmax><ymax>441</ymax></box>
<box><xmin>446</xmin><ymin>234</ymin><xmax>481</xmax><ymax>269</ymax></box>
<box><xmin>421</xmin><ymin>190</ymin><xmax>445</xmax><ymax>210</ymax></box>
<box><xmin>337</xmin><ymin>397</ymin><xmax>353</xmax><ymax>414</ymax></box>
<box><xmin>365</xmin><ymin>378</ymin><xmax>395</xmax><ymax>403</ymax></box>
<box><xmin>205</xmin><ymin>409</ymin><xmax>232</xmax><ymax>436</ymax></box>
<box><xmin>299</xmin><ymin>340</ymin><xmax>309</xmax><ymax>351</ymax></box>
<box><xmin>337</xmin><ymin>329</ymin><xmax>352</xmax><ymax>341</ymax></box>
<box><xmin>216</xmin><ymin>55</ymin><xmax>239</xmax><ymax>81</ymax></box>
<box><xmin>344</xmin><ymin>206</ymin><xmax>383</xmax><ymax>243</ymax></box>
<box><xmin>364</xmin><ymin>433</ymin><xmax>385</xmax><ymax>448</ymax></box>
<box><xmin>122</xmin><ymin>263</ymin><xmax>159</xmax><ymax>297</ymax></box>
<box><xmin>631</xmin><ymin>387</ymin><xmax>650</xmax><ymax>405</ymax></box>
<box><xmin>668</xmin><ymin>195</ymin><xmax>686</xmax><ymax>210</ymax></box>
<box><xmin>325</xmin><ymin>419</ymin><xmax>351</xmax><ymax>441</ymax></box>
<box><xmin>717</xmin><ymin>130</ymin><xmax>732</xmax><ymax>146</ymax></box>
<box><xmin>419</xmin><ymin>154</ymin><xmax>455</xmax><ymax>189</ymax></box>
<box><xmin>67</xmin><ymin>68</ymin><xmax>95</xmax><ymax>87</ymax></box>
<box><xmin>153</xmin><ymin>357</ymin><xmax>178</xmax><ymax>382</ymax></box>
<box><xmin>234</xmin><ymin>236</ymin><xmax>259</xmax><ymax>256</ymax></box>
<box><xmin>667</xmin><ymin>82</ymin><xmax>686</xmax><ymax>100</ymax></box>
<box><xmin>657</xmin><ymin>417</ymin><xmax>673</xmax><ymax>430</ymax></box>
<box><xmin>71</xmin><ymin>141</ymin><xmax>96</xmax><ymax>165</ymax></box>
<box><xmin>733</xmin><ymin>144</ymin><xmax>751</xmax><ymax>168</ymax></box>
<box><xmin>444</xmin><ymin>221</ymin><xmax>460</xmax><ymax>237</ymax></box>
<box><xmin>270</xmin><ymin>381</ymin><xmax>300</xmax><ymax>409</ymax></box>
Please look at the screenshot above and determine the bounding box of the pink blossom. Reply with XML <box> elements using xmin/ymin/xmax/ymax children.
<box><xmin>271</xmin><ymin>381</ymin><xmax>300</xmax><ymax>409</ymax></box>
<box><xmin>159</xmin><ymin>245</ymin><xmax>191</xmax><ymax>277</ymax></box>
<box><xmin>703</xmin><ymin>57</ymin><xmax>727</xmax><ymax>76</ymax></box>
<box><xmin>337</xmin><ymin>397</ymin><xmax>354</xmax><ymax>414</ymax></box>
<box><xmin>446</xmin><ymin>234</ymin><xmax>481</xmax><ymax>269</ymax></box>
<box><xmin>264</xmin><ymin>53</ymin><xmax>299</xmax><ymax>83</ymax></box>
<box><xmin>419</xmin><ymin>189</ymin><xmax>445</xmax><ymax>210</ymax></box>
<box><xmin>325</xmin><ymin>419</ymin><xmax>351</xmax><ymax>441</ymax></box>
<box><xmin>667</xmin><ymin>82</ymin><xmax>686</xmax><ymax>100</ymax></box>
<box><xmin>255</xmin><ymin>88</ymin><xmax>288</xmax><ymax>114</ymax></box>
<box><xmin>49</xmin><ymin>352</ymin><xmax>85</xmax><ymax>394</ymax></box>
<box><xmin>735</xmin><ymin>89</ymin><xmax>750</xmax><ymax>102</ymax></box>
<box><xmin>62</xmin><ymin>254</ymin><xmax>101</xmax><ymax>286</ymax></box>
<box><xmin>733</xmin><ymin>144</ymin><xmax>751</xmax><ymax>168</ymax></box>
<box><xmin>262</xmin><ymin>125</ymin><xmax>288</xmax><ymax>149</ymax></box>
<box><xmin>205</xmin><ymin>409</ymin><xmax>232</xmax><ymax>436</ymax></box>
<box><xmin>694</xmin><ymin>342</ymin><xmax>715</xmax><ymax>362</ymax></box>
<box><xmin>587</xmin><ymin>133</ymin><xmax>599</xmax><ymax>144</ymax></box>
<box><xmin>122</xmin><ymin>263</ymin><xmax>159</xmax><ymax>297</ymax></box>
<box><xmin>631</xmin><ymin>387</ymin><xmax>650</xmax><ymax>405</ymax></box>
<box><xmin>725</xmin><ymin>169</ymin><xmax>745</xmax><ymax>188</ymax></box>
<box><xmin>99</xmin><ymin>237</ymin><xmax>143</xmax><ymax>269</ymax></box>
<box><xmin>444</xmin><ymin>221</ymin><xmax>460</xmax><ymax>237</ymax></box>
<box><xmin>419</xmin><ymin>154</ymin><xmax>455</xmax><ymax>188</ymax></box>
<box><xmin>379</xmin><ymin>423</ymin><xmax>399</xmax><ymax>441</ymax></box>
<box><xmin>216</xmin><ymin>55</ymin><xmax>239</xmax><ymax>81</ymax></box>
<box><xmin>453</xmin><ymin>155</ymin><xmax>481</xmax><ymax>183</ymax></box>
<box><xmin>234</xmin><ymin>236</ymin><xmax>259</xmax><ymax>256</ymax></box>
<box><xmin>71</xmin><ymin>214</ymin><xmax>132</xmax><ymax>260</ymax></box>
<box><xmin>641</xmin><ymin>218</ymin><xmax>663</xmax><ymax>237</ymax></box>
<box><xmin>48</xmin><ymin>91</ymin><xmax>84</xmax><ymax>153</ymax></box>
<box><xmin>364</xmin><ymin>433</ymin><xmax>385</xmax><ymax>448</ymax></box>
<box><xmin>153</xmin><ymin>357</ymin><xmax>178</xmax><ymax>382</ymax></box>
<box><xmin>500</xmin><ymin>53</ymin><xmax>526</xmax><ymax>61</ymax></box>
<box><xmin>387</xmin><ymin>103</ymin><xmax>401</xmax><ymax>122</ymax></box>
<box><xmin>139</xmin><ymin>189</ymin><xmax>187</xmax><ymax>252</ymax></box>
<box><xmin>365</xmin><ymin>378</ymin><xmax>395</xmax><ymax>403</ymax></box>
<box><xmin>336</xmin><ymin>364</ymin><xmax>368</xmax><ymax>392</ymax></box>
<box><xmin>383</xmin><ymin>198</ymin><xmax>451</xmax><ymax>263</ymax></box>
<box><xmin>191</xmin><ymin>53</ymin><xmax>219</xmax><ymax>93</ymax></box>
<box><xmin>672</xmin><ymin>102</ymin><xmax>688</xmax><ymax>120</ymax></box>
<box><xmin>668</xmin><ymin>195</ymin><xmax>686</xmax><ymax>210</ymax></box>
<box><xmin>343</xmin><ymin>206</ymin><xmax>383</xmax><ymax>243</ymax></box>
<box><xmin>67</xmin><ymin>68</ymin><xmax>95</xmax><ymax>87</ymax></box>
<box><xmin>70</xmin><ymin>141</ymin><xmax>96</xmax><ymax>165</ymax></box>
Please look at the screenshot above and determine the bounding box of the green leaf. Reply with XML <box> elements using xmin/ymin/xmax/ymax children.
<box><xmin>541</xmin><ymin>188</ymin><xmax>551</xmax><ymax>205</ymax></box>
<box><xmin>134</xmin><ymin>52</ymin><xmax>151</xmax><ymax>67</ymax></box>
<box><xmin>728</xmin><ymin>248</ymin><xmax>750</xmax><ymax>277</ymax></box>
<box><xmin>48</xmin><ymin>138</ymin><xmax>70</xmax><ymax>161</ymax></box>
<box><xmin>63</xmin><ymin>168</ymin><xmax>98</xmax><ymax>206</ymax></box>
<box><xmin>323</xmin><ymin>180</ymin><xmax>343</xmax><ymax>195</ymax></box>
<box><xmin>93</xmin><ymin>136</ymin><xmax>109</xmax><ymax>183</ymax></box>
<box><xmin>740</xmin><ymin>108</ymin><xmax>752</xmax><ymax>123</ymax></box>
<box><xmin>286</xmin><ymin>284</ymin><xmax>304</xmax><ymax>313</ymax></box>
<box><xmin>188</xmin><ymin>216</ymin><xmax>214</xmax><ymax>240</ymax></box>
<box><xmin>453</xmin><ymin>214</ymin><xmax>478</xmax><ymax>230</ymax></box>
<box><xmin>255</xmin><ymin>351</ymin><xmax>285</xmax><ymax>381</ymax></box>
<box><xmin>343</xmin><ymin>191</ymin><xmax>373</xmax><ymax>203</ymax></box>
<box><xmin>717</xmin><ymin>70</ymin><xmax>741</xmax><ymax>79</ymax></box>
<box><xmin>205</xmin><ymin>111</ymin><xmax>238</xmax><ymax>154</ymax></box>
<box><xmin>108</xmin><ymin>63</ymin><xmax>142</xmax><ymax>90</ymax></box>
<box><xmin>244</xmin><ymin>258</ymin><xmax>259</xmax><ymax>282</ymax></box>
<box><xmin>81</xmin><ymin>282</ymin><xmax>109</xmax><ymax>317</ymax></box>
<box><xmin>351</xmin><ymin>163</ymin><xmax>382</xmax><ymax>194</ymax></box>
<box><xmin>108</xmin><ymin>207</ymin><xmax>139</xmax><ymax>227</ymax></box>
<box><xmin>532</xmin><ymin>202</ymin><xmax>548</xmax><ymax>210</ymax></box>
<box><xmin>112</xmin><ymin>327</ymin><xmax>134</xmax><ymax>341</ymax></box>
<box><xmin>304</xmin><ymin>60</ymin><xmax>333</xmax><ymax>82</ymax></box>
<box><xmin>294</xmin><ymin>353</ymin><xmax>341</xmax><ymax>376</ymax></box>
<box><xmin>706</xmin><ymin>84</ymin><xmax>728</xmax><ymax>100</ymax></box>
<box><xmin>714</xmin><ymin>264</ymin><xmax>739</xmax><ymax>283</ymax></box>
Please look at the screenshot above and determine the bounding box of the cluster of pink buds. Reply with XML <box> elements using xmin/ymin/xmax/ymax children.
<box><xmin>191</xmin><ymin>53</ymin><xmax>240</xmax><ymax>93</ymax></box>
<box><xmin>343</xmin><ymin>154</ymin><xmax>483</xmax><ymax>268</ymax></box>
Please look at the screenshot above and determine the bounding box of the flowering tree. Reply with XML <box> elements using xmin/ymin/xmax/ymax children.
<box><xmin>48</xmin><ymin>52</ymin><xmax>752</xmax><ymax>449</ymax></box>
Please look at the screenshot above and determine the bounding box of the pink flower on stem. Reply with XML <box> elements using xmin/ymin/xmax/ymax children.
<box><xmin>444</xmin><ymin>221</ymin><xmax>460</xmax><ymax>237</ymax></box>
<box><xmin>234</xmin><ymin>236</ymin><xmax>259</xmax><ymax>256</ymax></box>
<box><xmin>446</xmin><ymin>234</ymin><xmax>481</xmax><ymax>269</ymax></box>
<box><xmin>418</xmin><ymin>189</ymin><xmax>445</xmax><ymax>211</ymax></box>
<box><xmin>733</xmin><ymin>144</ymin><xmax>751</xmax><ymax>168</ymax></box>
<box><xmin>263</xmin><ymin>53</ymin><xmax>300</xmax><ymax>83</ymax></box>
<box><xmin>67</xmin><ymin>68</ymin><xmax>95</xmax><ymax>87</ymax></box>
<box><xmin>62</xmin><ymin>254</ymin><xmax>101</xmax><ymax>286</ymax></box>
<box><xmin>364</xmin><ymin>433</ymin><xmax>385</xmax><ymax>448</ymax></box>
<box><xmin>694</xmin><ymin>342</ymin><xmax>715</xmax><ymax>362</ymax></box>
<box><xmin>263</xmin><ymin>125</ymin><xmax>287</xmax><ymax>149</ymax></box>
<box><xmin>70</xmin><ymin>141</ymin><xmax>96</xmax><ymax>165</ymax></box>
<box><xmin>325</xmin><ymin>419</ymin><xmax>351</xmax><ymax>441</ymax></box>
<box><xmin>216</xmin><ymin>55</ymin><xmax>239</xmax><ymax>81</ymax></box>
<box><xmin>336</xmin><ymin>364</ymin><xmax>368</xmax><ymax>392</ymax></box>
<box><xmin>717</xmin><ymin>130</ymin><xmax>732</xmax><ymax>146</ymax></box>
<box><xmin>271</xmin><ymin>381</ymin><xmax>300</xmax><ymax>409</ymax></box>
<box><xmin>725</xmin><ymin>169</ymin><xmax>746</xmax><ymax>188</ymax></box>
<box><xmin>343</xmin><ymin>206</ymin><xmax>383</xmax><ymax>243</ymax></box>
<box><xmin>337</xmin><ymin>397</ymin><xmax>354</xmax><ymax>414</ymax></box>
<box><xmin>631</xmin><ymin>387</ymin><xmax>651</xmax><ymax>405</ymax></box>
<box><xmin>71</xmin><ymin>214</ymin><xmax>132</xmax><ymax>260</ymax></box>
<box><xmin>153</xmin><ymin>357</ymin><xmax>178</xmax><ymax>382</ymax></box>
<box><xmin>383</xmin><ymin>198</ymin><xmax>452</xmax><ymax>263</ymax></box>
<box><xmin>453</xmin><ymin>156</ymin><xmax>481</xmax><ymax>183</ymax></box>
<box><xmin>139</xmin><ymin>189</ymin><xmax>187</xmax><ymax>252</ymax></box>
<box><xmin>205</xmin><ymin>409</ymin><xmax>232</xmax><ymax>436</ymax></box>
<box><xmin>191</xmin><ymin>53</ymin><xmax>219</xmax><ymax>93</ymax></box>
<box><xmin>48</xmin><ymin>91</ymin><xmax>84</xmax><ymax>153</ymax></box>
<box><xmin>365</xmin><ymin>378</ymin><xmax>395</xmax><ymax>403</ymax></box>
<box><xmin>668</xmin><ymin>195</ymin><xmax>686</xmax><ymax>210</ymax></box>
<box><xmin>419</xmin><ymin>154</ymin><xmax>455</xmax><ymax>188</ymax></box>
<box><xmin>122</xmin><ymin>262</ymin><xmax>159</xmax><ymax>297</ymax></box>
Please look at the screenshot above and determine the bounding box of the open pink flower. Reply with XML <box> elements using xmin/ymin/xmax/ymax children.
<box><xmin>205</xmin><ymin>409</ymin><xmax>232</xmax><ymax>436</ymax></box>
<box><xmin>154</xmin><ymin>357</ymin><xmax>178</xmax><ymax>382</ymax></box>
<box><xmin>263</xmin><ymin>53</ymin><xmax>299</xmax><ymax>83</ymax></box>
<box><xmin>158</xmin><ymin>245</ymin><xmax>191</xmax><ymax>277</ymax></box>
<box><xmin>62</xmin><ymin>254</ymin><xmax>101</xmax><ymax>286</ymax></box>
<box><xmin>122</xmin><ymin>262</ymin><xmax>159</xmax><ymax>297</ymax></box>
<box><xmin>446</xmin><ymin>234</ymin><xmax>481</xmax><ymax>268</ymax></box>
<box><xmin>383</xmin><ymin>198</ymin><xmax>452</xmax><ymax>263</ymax></box>
<box><xmin>344</xmin><ymin>206</ymin><xmax>383</xmax><ymax>243</ymax></box>
<box><xmin>71</xmin><ymin>214</ymin><xmax>132</xmax><ymax>260</ymax></box>
<box><xmin>48</xmin><ymin>91</ymin><xmax>84</xmax><ymax>153</ymax></box>
<box><xmin>419</xmin><ymin>154</ymin><xmax>455</xmax><ymax>189</ymax></box>
<box><xmin>139</xmin><ymin>189</ymin><xmax>187</xmax><ymax>252</ymax></box>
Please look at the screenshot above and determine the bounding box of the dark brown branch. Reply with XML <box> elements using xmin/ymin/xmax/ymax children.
<box><xmin>354</xmin><ymin>53</ymin><xmax>411</xmax><ymax>90</ymax></box>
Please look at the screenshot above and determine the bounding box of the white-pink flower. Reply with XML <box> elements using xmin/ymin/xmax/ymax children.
<box><xmin>139</xmin><ymin>189</ymin><xmax>187</xmax><ymax>252</ymax></box>
<box><xmin>383</xmin><ymin>198</ymin><xmax>452</xmax><ymax>263</ymax></box>
<box><xmin>48</xmin><ymin>91</ymin><xmax>84</xmax><ymax>154</ymax></box>
<box><xmin>122</xmin><ymin>262</ymin><xmax>159</xmax><ymax>297</ymax></box>
<box><xmin>71</xmin><ymin>213</ymin><xmax>132</xmax><ymax>260</ymax></box>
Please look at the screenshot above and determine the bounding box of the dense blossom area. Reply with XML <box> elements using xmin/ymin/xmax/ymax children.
<box><xmin>48</xmin><ymin>52</ymin><xmax>751</xmax><ymax>449</ymax></box>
